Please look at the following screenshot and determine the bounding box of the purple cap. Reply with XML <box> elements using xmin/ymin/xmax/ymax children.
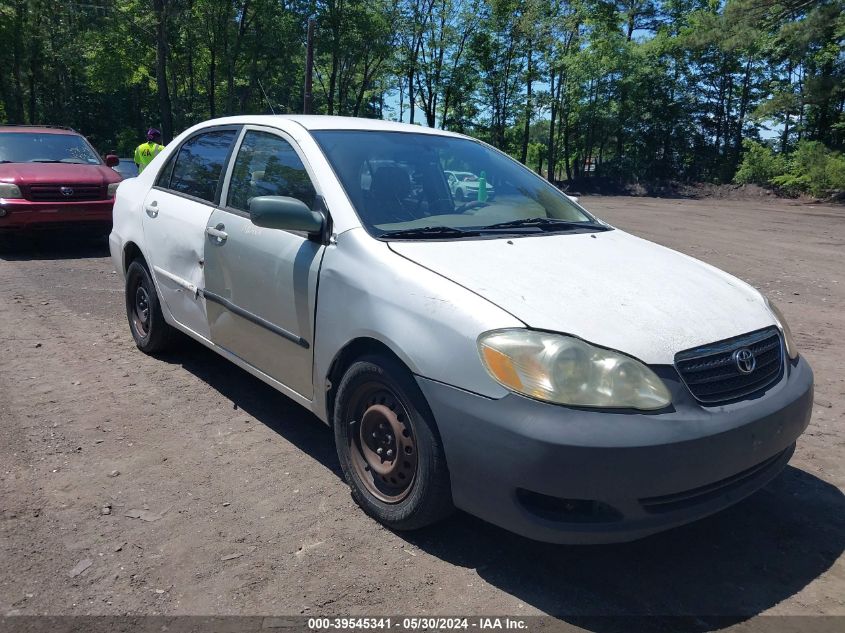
<box><xmin>146</xmin><ymin>128</ymin><xmax>162</xmax><ymax>141</ymax></box>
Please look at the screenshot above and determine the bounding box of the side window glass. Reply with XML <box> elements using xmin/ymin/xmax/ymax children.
<box><xmin>155</xmin><ymin>152</ymin><xmax>176</xmax><ymax>188</ymax></box>
<box><xmin>169</xmin><ymin>130</ymin><xmax>236</xmax><ymax>202</ymax></box>
<box><xmin>227</xmin><ymin>131</ymin><xmax>317</xmax><ymax>212</ymax></box>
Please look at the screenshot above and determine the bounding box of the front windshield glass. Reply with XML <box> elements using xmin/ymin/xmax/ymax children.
<box><xmin>0</xmin><ymin>132</ymin><xmax>102</xmax><ymax>165</ymax></box>
<box><xmin>311</xmin><ymin>130</ymin><xmax>603</xmax><ymax>238</ymax></box>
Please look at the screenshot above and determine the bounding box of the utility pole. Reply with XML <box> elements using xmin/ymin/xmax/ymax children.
<box><xmin>303</xmin><ymin>18</ymin><xmax>315</xmax><ymax>115</ymax></box>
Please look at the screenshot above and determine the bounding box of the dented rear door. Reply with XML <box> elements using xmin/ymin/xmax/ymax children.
<box><xmin>142</xmin><ymin>126</ymin><xmax>240</xmax><ymax>340</ymax></box>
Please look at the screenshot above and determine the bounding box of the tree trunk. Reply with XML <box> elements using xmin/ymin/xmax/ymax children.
<box><xmin>226</xmin><ymin>0</ymin><xmax>251</xmax><ymax>115</ymax></box>
<box><xmin>732</xmin><ymin>56</ymin><xmax>753</xmax><ymax>171</ymax></box>
<box><xmin>546</xmin><ymin>69</ymin><xmax>557</xmax><ymax>182</ymax></box>
<box><xmin>27</xmin><ymin>38</ymin><xmax>38</xmax><ymax>124</ymax></box>
<box><xmin>520</xmin><ymin>40</ymin><xmax>533</xmax><ymax>164</ymax></box>
<box><xmin>560</xmin><ymin>90</ymin><xmax>571</xmax><ymax>181</ymax></box>
<box><xmin>407</xmin><ymin>64</ymin><xmax>416</xmax><ymax>124</ymax></box>
<box><xmin>153</xmin><ymin>0</ymin><xmax>174</xmax><ymax>142</ymax></box>
<box><xmin>12</xmin><ymin>0</ymin><xmax>26</xmax><ymax>122</ymax></box>
<box><xmin>209</xmin><ymin>49</ymin><xmax>217</xmax><ymax>118</ymax></box>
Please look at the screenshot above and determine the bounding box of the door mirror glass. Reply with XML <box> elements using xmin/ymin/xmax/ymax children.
<box><xmin>249</xmin><ymin>195</ymin><xmax>324</xmax><ymax>233</ymax></box>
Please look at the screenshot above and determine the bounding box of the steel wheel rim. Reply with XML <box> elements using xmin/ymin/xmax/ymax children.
<box><xmin>133</xmin><ymin>284</ymin><xmax>151</xmax><ymax>337</ymax></box>
<box><xmin>347</xmin><ymin>382</ymin><xmax>417</xmax><ymax>503</ymax></box>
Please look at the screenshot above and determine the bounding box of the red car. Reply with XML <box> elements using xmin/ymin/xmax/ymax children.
<box><xmin>0</xmin><ymin>125</ymin><xmax>122</xmax><ymax>234</ymax></box>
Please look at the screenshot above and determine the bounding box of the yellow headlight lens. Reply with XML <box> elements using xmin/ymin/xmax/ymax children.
<box><xmin>478</xmin><ymin>329</ymin><xmax>671</xmax><ymax>410</ymax></box>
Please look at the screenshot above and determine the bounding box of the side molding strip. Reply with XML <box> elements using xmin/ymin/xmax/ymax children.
<box><xmin>153</xmin><ymin>265</ymin><xmax>199</xmax><ymax>296</ymax></box>
<box><xmin>202</xmin><ymin>289</ymin><xmax>310</xmax><ymax>349</ymax></box>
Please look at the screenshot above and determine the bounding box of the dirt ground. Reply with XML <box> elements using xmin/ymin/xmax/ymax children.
<box><xmin>1</xmin><ymin>196</ymin><xmax>843</xmax><ymax>627</ymax></box>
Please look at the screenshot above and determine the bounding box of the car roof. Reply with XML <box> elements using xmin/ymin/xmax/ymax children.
<box><xmin>195</xmin><ymin>115</ymin><xmax>465</xmax><ymax>139</ymax></box>
<box><xmin>0</xmin><ymin>125</ymin><xmax>81</xmax><ymax>136</ymax></box>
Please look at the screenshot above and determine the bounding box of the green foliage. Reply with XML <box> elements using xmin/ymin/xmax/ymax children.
<box><xmin>0</xmin><ymin>0</ymin><xmax>840</xmax><ymax>191</ymax></box>
<box><xmin>734</xmin><ymin>140</ymin><xmax>787</xmax><ymax>186</ymax></box>
<box><xmin>735</xmin><ymin>140</ymin><xmax>845</xmax><ymax>197</ymax></box>
<box><xmin>771</xmin><ymin>142</ymin><xmax>845</xmax><ymax>197</ymax></box>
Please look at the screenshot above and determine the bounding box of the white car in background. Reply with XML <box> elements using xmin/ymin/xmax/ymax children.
<box><xmin>445</xmin><ymin>170</ymin><xmax>496</xmax><ymax>201</ymax></box>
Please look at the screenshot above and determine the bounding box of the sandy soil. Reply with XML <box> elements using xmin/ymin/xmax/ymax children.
<box><xmin>1</xmin><ymin>196</ymin><xmax>843</xmax><ymax>626</ymax></box>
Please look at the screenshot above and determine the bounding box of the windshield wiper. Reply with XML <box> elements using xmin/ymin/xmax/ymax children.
<box><xmin>380</xmin><ymin>225</ymin><xmax>481</xmax><ymax>240</ymax></box>
<box><xmin>479</xmin><ymin>217</ymin><xmax>609</xmax><ymax>232</ymax></box>
<box><xmin>29</xmin><ymin>159</ymin><xmax>63</xmax><ymax>163</ymax></box>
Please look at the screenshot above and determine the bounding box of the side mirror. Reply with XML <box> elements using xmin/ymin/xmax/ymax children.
<box><xmin>105</xmin><ymin>154</ymin><xmax>120</xmax><ymax>168</ymax></box>
<box><xmin>249</xmin><ymin>196</ymin><xmax>324</xmax><ymax>234</ymax></box>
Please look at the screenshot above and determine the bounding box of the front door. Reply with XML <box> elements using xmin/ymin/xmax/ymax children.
<box><xmin>203</xmin><ymin>128</ymin><xmax>326</xmax><ymax>399</ymax></box>
<box><xmin>142</xmin><ymin>127</ymin><xmax>238</xmax><ymax>339</ymax></box>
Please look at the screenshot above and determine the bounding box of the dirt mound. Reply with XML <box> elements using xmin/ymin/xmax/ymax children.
<box><xmin>680</xmin><ymin>182</ymin><xmax>778</xmax><ymax>199</ymax></box>
<box><xmin>561</xmin><ymin>178</ymin><xmax>814</xmax><ymax>201</ymax></box>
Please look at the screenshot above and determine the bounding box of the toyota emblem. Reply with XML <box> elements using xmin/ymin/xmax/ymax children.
<box><xmin>733</xmin><ymin>348</ymin><xmax>756</xmax><ymax>374</ymax></box>
<box><xmin>60</xmin><ymin>186</ymin><xmax>74</xmax><ymax>197</ymax></box>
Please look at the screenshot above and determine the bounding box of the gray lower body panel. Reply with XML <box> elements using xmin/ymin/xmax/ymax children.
<box><xmin>418</xmin><ymin>357</ymin><xmax>814</xmax><ymax>544</ymax></box>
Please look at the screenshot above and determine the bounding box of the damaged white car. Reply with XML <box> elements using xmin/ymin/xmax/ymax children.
<box><xmin>110</xmin><ymin>115</ymin><xmax>813</xmax><ymax>543</ymax></box>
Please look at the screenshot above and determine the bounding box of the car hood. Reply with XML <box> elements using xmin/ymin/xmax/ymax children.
<box><xmin>388</xmin><ymin>229</ymin><xmax>777</xmax><ymax>364</ymax></box>
<box><xmin>0</xmin><ymin>162</ymin><xmax>121</xmax><ymax>185</ymax></box>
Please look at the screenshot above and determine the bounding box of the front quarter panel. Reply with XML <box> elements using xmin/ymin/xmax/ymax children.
<box><xmin>313</xmin><ymin>228</ymin><xmax>524</xmax><ymax>421</ymax></box>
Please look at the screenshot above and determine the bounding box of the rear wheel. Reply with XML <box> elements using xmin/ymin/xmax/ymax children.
<box><xmin>334</xmin><ymin>355</ymin><xmax>453</xmax><ymax>530</ymax></box>
<box><xmin>125</xmin><ymin>260</ymin><xmax>176</xmax><ymax>354</ymax></box>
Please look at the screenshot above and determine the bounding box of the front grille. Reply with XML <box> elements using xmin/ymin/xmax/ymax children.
<box><xmin>675</xmin><ymin>327</ymin><xmax>784</xmax><ymax>405</ymax></box>
<box><xmin>27</xmin><ymin>184</ymin><xmax>105</xmax><ymax>202</ymax></box>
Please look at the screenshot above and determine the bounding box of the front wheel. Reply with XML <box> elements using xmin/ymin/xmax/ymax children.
<box><xmin>125</xmin><ymin>260</ymin><xmax>177</xmax><ymax>354</ymax></box>
<box><xmin>333</xmin><ymin>355</ymin><xmax>453</xmax><ymax>530</ymax></box>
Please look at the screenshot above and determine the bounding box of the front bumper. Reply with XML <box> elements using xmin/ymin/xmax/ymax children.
<box><xmin>418</xmin><ymin>356</ymin><xmax>813</xmax><ymax>544</ymax></box>
<box><xmin>0</xmin><ymin>198</ymin><xmax>114</xmax><ymax>231</ymax></box>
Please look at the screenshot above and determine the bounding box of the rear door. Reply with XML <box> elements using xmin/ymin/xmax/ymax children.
<box><xmin>141</xmin><ymin>127</ymin><xmax>238</xmax><ymax>339</ymax></box>
<box><xmin>203</xmin><ymin>127</ymin><xmax>326</xmax><ymax>398</ymax></box>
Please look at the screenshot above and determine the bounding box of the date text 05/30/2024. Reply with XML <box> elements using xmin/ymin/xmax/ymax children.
<box><xmin>307</xmin><ymin>617</ymin><xmax>528</xmax><ymax>630</ymax></box>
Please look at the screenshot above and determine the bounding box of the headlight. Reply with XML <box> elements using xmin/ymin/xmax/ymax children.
<box><xmin>107</xmin><ymin>183</ymin><xmax>120</xmax><ymax>198</ymax></box>
<box><xmin>478</xmin><ymin>329</ymin><xmax>671</xmax><ymax>410</ymax></box>
<box><xmin>0</xmin><ymin>183</ymin><xmax>23</xmax><ymax>199</ymax></box>
<box><xmin>765</xmin><ymin>298</ymin><xmax>799</xmax><ymax>359</ymax></box>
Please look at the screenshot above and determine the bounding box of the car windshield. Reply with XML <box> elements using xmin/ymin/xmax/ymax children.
<box><xmin>311</xmin><ymin>130</ymin><xmax>604</xmax><ymax>239</ymax></box>
<box><xmin>0</xmin><ymin>132</ymin><xmax>102</xmax><ymax>165</ymax></box>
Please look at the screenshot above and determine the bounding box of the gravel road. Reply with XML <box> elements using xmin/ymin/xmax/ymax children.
<box><xmin>1</xmin><ymin>196</ymin><xmax>843</xmax><ymax>626</ymax></box>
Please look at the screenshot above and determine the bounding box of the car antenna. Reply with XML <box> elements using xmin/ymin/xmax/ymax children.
<box><xmin>257</xmin><ymin>79</ymin><xmax>276</xmax><ymax>115</ymax></box>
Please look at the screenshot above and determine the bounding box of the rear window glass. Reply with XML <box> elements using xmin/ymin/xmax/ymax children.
<box><xmin>168</xmin><ymin>130</ymin><xmax>236</xmax><ymax>202</ymax></box>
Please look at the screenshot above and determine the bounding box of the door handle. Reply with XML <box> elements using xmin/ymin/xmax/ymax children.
<box><xmin>206</xmin><ymin>224</ymin><xmax>228</xmax><ymax>242</ymax></box>
<box><xmin>145</xmin><ymin>201</ymin><xmax>159</xmax><ymax>218</ymax></box>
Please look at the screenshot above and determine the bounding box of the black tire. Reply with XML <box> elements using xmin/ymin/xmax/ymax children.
<box><xmin>333</xmin><ymin>354</ymin><xmax>453</xmax><ymax>530</ymax></box>
<box><xmin>454</xmin><ymin>188</ymin><xmax>465</xmax><ymax>201</ymax></box>
<box><xmin>125</xmin><ymin>260</ymin><xmax>177</xmax><ymax>354</ymax></box>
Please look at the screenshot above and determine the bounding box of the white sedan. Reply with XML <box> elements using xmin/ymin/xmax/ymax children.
<box><xmin>109</xmin><ymin>115</ymin><xmax>812</xmax><ymax>543</ymax></box>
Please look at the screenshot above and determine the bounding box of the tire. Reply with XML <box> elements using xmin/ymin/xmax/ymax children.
<box><xmin>125</xmin><ymin>260</ymin><xmax>177</xmax><ymax>354</ymax></box>
<box><xmin>454</xmin><ymin>188</ymin><xmax>465</xmax><ymax>201</ymax></box>
<box><xmin>333</xmin><ymin>354</ymin><xmax>453</xmax><ymax>530</ymax></box>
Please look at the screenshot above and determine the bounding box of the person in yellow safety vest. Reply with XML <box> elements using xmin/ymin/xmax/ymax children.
<box><xmin>134</xmin><ymin>128</ymin><xmax>165</xmax><ymax>173</ymax></box>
